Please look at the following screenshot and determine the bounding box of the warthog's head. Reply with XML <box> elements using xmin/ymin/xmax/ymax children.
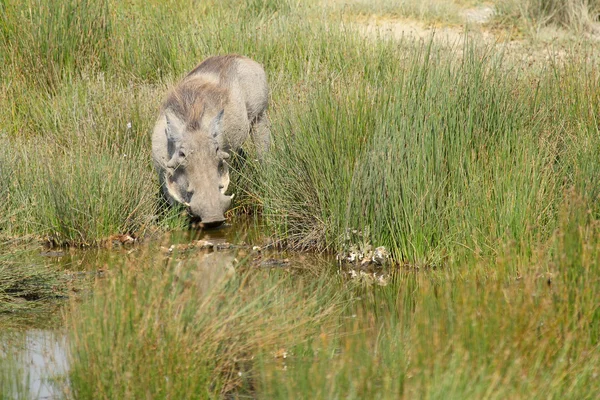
<box><xmin>162</xmin><ymin>109</ymin><xmax>233</xmax><ymax>227</ymax></box>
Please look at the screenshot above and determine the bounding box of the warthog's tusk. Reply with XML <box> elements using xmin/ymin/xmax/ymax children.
<box><xmin>230</xmin><ymin>194</ymin><xmax>235</xmax><ymax>200</ymax></box>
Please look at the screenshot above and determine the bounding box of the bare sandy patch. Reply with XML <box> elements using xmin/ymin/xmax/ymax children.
<box><xmin>349</xmin><ymin>14</ymin><xmax>495</xmax><ymax>46</ymax></box>
<box><xmin>339</xmin><ymin>3</ymin><xmax>599</xmax><ymax>70</ymax></box>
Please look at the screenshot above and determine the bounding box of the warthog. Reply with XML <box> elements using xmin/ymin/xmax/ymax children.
<box><xmin>152</xmin><ymin>55</ymin><xmax>270</xmax><ymax>227</ymax></box>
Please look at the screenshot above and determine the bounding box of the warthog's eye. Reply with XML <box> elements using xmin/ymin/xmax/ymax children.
<box><xmin>178</xmin><ymin>150</ymin><xmax>186</xmax><ymax>158</ymax></box>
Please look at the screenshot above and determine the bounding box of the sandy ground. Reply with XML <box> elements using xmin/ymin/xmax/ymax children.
<box><xmin>352</xmin><ymin>4</ymin><xmax>496</xmax><ymax>43</ymax></box>
<box><xmin>334</xmin><ymin>2</ymin><xmax>600</xmax><ymax>68</ymax></box>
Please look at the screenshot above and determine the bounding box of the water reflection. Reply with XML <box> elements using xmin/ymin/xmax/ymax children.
<box><xmin>1</xmin><ymin>330</ymin><xmax>68</xmax><ymax>399</ymax></box>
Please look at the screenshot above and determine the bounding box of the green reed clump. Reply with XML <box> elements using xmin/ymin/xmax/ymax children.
<box><xmin>7</xmin><ymin>144</ymin><xmax>156</xmax><ymax>246</ymax></box>
<box><xmin>0</xmin><ymin>0</ymin><xmax>111</xmax><ymax>91</ymax></box>
<box><xmin>260</xmin><ymin>36</ymin><xmax>600</xmax><ymax>264</ymax></box>
<box><xmin>0</xmin><ymin>77</ymin><xmax>160</xmax><ymax>245</ymax></box>
<box><xmin>68</xmin><ymin>249</ymin><xmax>340</xmax><ymax>398</ymax></box>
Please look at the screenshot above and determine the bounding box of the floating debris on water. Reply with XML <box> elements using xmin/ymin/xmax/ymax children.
<box><xmin>196</xmin><ymin>240</ymin><xmax>214</xmax><ymax>250</ymax></box>
<box><xmin>105</xmin><ymin>234</ymin><xmax>136</xmax><ymax>248</ymax></box>
<box><xmin>260</xmin><ymin>258</ymin><xmax>290</xmax><ymax>269</ymax></box>
<box><xmin>337</xmin><ymin>228</ymin><xmax>392</xmax><ymax>285</ymax></box>
<box><xmin>160</xmin><ymin>239</ymin><xmax>234</xmax><ymax>255</ymax></box>
<box><xmin>215</xmin><ymin>242</ymin><xmax>232</xmax><ymax>250</ymax></box>
<box><xmin>337</xmin><ymin>228</ymin><xmax>391</xmax><ymax>271</ymax></box>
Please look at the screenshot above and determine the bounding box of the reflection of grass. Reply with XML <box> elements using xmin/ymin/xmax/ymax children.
<box><xmin>261</xmin><ymin>201</ymin><xmax>600</xmax><ymax>398</ymax></box>
<box><xmin>0</xmin><ymin>331</ymin><xmax>69</xmax><ymax>399</ymax></box>
<box><xmin>0</xmin><ymin>334</ymin><xmax>31</xmax><ymax>400</ymax></box>
<box><xmin>68</xmin><ymin>249</ymin><xmax>341</xmax><ymax>397</ymax></box>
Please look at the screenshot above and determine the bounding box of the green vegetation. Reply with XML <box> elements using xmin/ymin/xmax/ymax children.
<box><xmin>1</xmin><ymin>0</ymin><xmax>599</xmax><ymax>398</ymax></box>
<box><xmin>262</xmin><ymin>39</ymin><xmax>600</xmax><ymax>265</ymax></box>
<box><xmin>1</xmin><ymin>0</ymin><xmax>598</xmax><ymax>260</ymax></box>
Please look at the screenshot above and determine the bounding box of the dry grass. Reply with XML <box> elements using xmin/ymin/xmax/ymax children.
<box><xmin>496</xmin><ymin>0</ymin><xmax>600</xmax><ymax>34</ymax></box>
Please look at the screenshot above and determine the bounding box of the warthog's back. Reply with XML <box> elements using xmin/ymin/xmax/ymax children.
<box><xmin>186</xmin><ymin>55</ymin><xmax>268</xmax><ymax>132</ymax></box>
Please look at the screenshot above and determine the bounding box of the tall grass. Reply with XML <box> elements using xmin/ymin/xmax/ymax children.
<box><xmin>261</xmin><ymin>36</ymin><xmax>600</xmax><ymax>263</ymax></box>
<box><xmin>64</xmin><ymin>198</ymin><xmax>600</xmax><ymax>398</ymax></box>
<box><xmin>0</xmin><ymin>78</ymin><xmax>159</xmax><ymax>245</ymax></box>
<box><xmin>0</xmin><ymin>0</ymin><xmax>111</xmax><ymax>91</ymax></box>
<box><xmin>1</xmin><ymin>0</ymin><xmax>599</xmax><ymax>265</ymax></box>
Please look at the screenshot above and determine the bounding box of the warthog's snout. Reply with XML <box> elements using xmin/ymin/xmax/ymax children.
<box><xmin>199</xmin><ymin>219</ymin><xmax>226</xmax><ymax>229</ymax></box>
<box><xmin>187</xmin><ymin>193</ymin><xmax>233</xmax><ymax>229</ymax></box>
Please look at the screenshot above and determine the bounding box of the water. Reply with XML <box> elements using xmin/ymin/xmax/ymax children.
<box><xmin>1</xmin><ymin>330</ymin><xmax>69</xmax><ymax>399</ymax></box>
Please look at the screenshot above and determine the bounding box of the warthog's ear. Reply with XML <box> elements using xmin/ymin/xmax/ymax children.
<box><xmin>210</xmin><ymin>109</ymin><xmax>224</xmax><ymax>139</ymax></box>
<box><xmin>164</xmin><ymin>113</ymin><xmax>187</xmax><ymax>169</ymax></box>
<box><xmin>165</xmin><ymin>113</ymin><xmax>183</xmax><ymax>143</ymax></box>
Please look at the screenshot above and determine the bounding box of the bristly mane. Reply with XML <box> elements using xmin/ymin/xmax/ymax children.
<box><xmin>163</xmin><ymin>79</ymin><xmax>229</xmax><ymax>131</ymax></box>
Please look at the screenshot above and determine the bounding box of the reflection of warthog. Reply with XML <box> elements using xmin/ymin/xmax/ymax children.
<box><xmin>152</xmin><ymin>55</ymin><xmax>270</xmax><ymax>227</ymax></box>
